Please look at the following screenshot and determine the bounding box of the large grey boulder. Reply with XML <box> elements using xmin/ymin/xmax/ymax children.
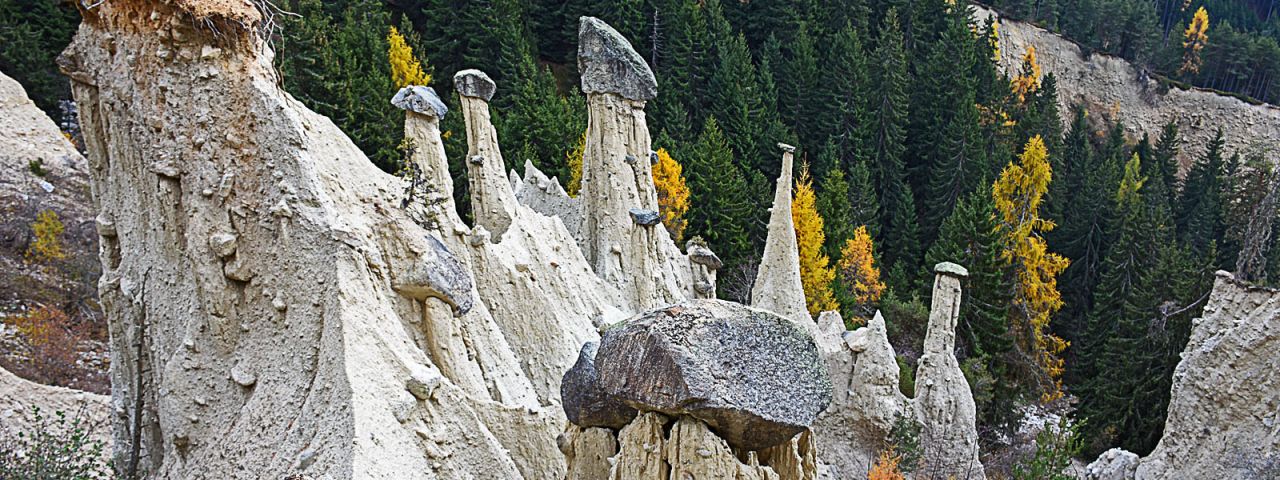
<box><xmin>577</xmin><ymin>17</ymin><xmax>657</xmax><ymax>101</ymax></box>
<box><xmin>391</xmin><ymin>236</ymin><xmax>475</xmax><ymax>315</ymax></box>
<box><xmin>454</xmin><ymin>69</ymin><xmax>497</xmax><ymax>101</ymax></box>
<box><xmin>391</xmin><ymin>85</ymin><xmax>448</xmax><ymax>118</ymax></box>
<box><xmin>593</xmin><ymin>299</ymin><xmax>831</xmax><ymax>451</ymax></box>
<box><xmin>560</xmin><ymin>342</ymin><xmax>638</xmax><ymax>429</ymax></box>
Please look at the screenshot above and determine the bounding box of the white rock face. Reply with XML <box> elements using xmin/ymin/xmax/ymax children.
<box><xmin>973</xmin><ymin>5</ymin><xmax>1280</xmax><ymax>171</ymax></box>
<box><xmin>1085</xmin><ymin>448</ymin><xmax>1139</xmax><ymax>480</ymax></box>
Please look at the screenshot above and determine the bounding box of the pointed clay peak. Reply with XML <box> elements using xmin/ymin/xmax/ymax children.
<box><xmin>577</xmin><ymin>17</ymin><xmax>657</xmax><ymax>101</ymax></box>
<box><xmin>392</xmin><ymin>86</ymin><xmax>448</xmax><ymax>118</ymax></box>
<box><xmin>454</xmin><ymin>69</ymin><xmax>497</xmax><ymax>101</ymax></box>
<box><xmin>751</xmin><ymin>146</ymin><xmax>810</xmax><ymax>329</ymax></box>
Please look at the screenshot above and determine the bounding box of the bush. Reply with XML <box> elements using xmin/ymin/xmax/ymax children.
<box><xmin>895</xmin><ymin>355</ymin><xmax>916</xmax><ymax>398</ymax></box>
<box><xmin>886</xmin><ymin>412</ymin><xmax>922</xmax><ymax>473</ymax></box>
<box><xmin>868</xmin><ymin>448</ymin><xmax>906</xmax><ymax>480</ymax></box>
<box><xmin>4</xmin><ymin>306</ymin><xmax>106</xmax><ymax>393</ymax></box>
<box><xmin>28</xmin><ymin>159</ymin><xmax>46</xmax><ymax>177</ymax></box>
<box><xmin>1012</xmin><ymin>416</ymin><xmax>1083</xmax><ymax>480</ymax></box>
<box><xmin>27</xmin><ymin>210</ymin><xmax>67</xmax><ymax>264</ymax></box>
<box><xmin>0</xmin><ymin>406</ymin><xmax>110</xmax><ymax>480</ymax></box>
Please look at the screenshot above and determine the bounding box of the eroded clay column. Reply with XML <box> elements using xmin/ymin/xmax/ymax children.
<box><xmin>577</xmin><ymin>16</ymin><xmax>664</xmax><ymax>308</ymax></box>
<box><xmin>914</xmin><ymin>262</ymin><xmax>986</xmax><ymax>479</ymax></box>
<box><xmin>455</xmin><ymin>69</ymin><xmax>519</xmax><ymax>241</ymax></box>
<box><xmin>751</xmin><ymin>143</ymin><xmax>814</xmax><ymax>332</ymax></box>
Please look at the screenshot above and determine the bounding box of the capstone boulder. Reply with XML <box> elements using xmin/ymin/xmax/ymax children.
<box><xmin>592</xmin><ymin>299</ymin><xmax>832</xmax><ymax>451</ymax></box>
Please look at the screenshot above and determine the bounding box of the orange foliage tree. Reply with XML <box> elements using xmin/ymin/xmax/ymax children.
<box><xmin>868</xmin><ymin>449</ymin><xmax>906</xmax><ymax>480</ymax></box>
<box><xmin>1181</xmin><ymin>7</ymin><xmax>1210</xmax><ymax>75</ymax></box>
<box><xmin>838</xmin><ymin>225</ymin><xmax>886</xmax><ymax>323</ymax></box>
<box><xmin>387</xmin><ymin>26</ymin><xmax>431</xmax><ymax>88</ymax></box>
<box><xmin>1011</xmin><ymin>46</ymin><xmax>1041</xmax><ymax>103</ymax></box>
<box><xmin>651</xmin><ymin>148</ymin><xmax>691</xmax><ymax>241</ymax></box>
<box><xmin>993</xmin><ymin>135</ymin><xmax>1070</xmax><ymax>401</ymax></box>
<box><xmin>793</xmin><ymin>163</ymin><xmax>838</xmax><ymax>316</ymax></box>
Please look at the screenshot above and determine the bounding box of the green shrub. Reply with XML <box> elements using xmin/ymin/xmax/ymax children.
<box><xmin>0</xmin><ymin>406</ymin><xmax>111</xmax><ymax>480</ymax></box>
<box><xmin>886</xmin><ymin>412</ymin><xmax>922</xmax><ymax>473</ymax></box>
<box><xmin>896</xmin><ymin>354</ymin><xmax>915</xmax><ymax>398</ymax></box>
<box><xmin>1013</xmin><ymin>416</ymin><xmax>1083</xmax><ymax>480</ymax></box>
<box><xmin>28</xmin><ymin>159</ymin><xmax>45</xmax><ymax>177</ymax></box>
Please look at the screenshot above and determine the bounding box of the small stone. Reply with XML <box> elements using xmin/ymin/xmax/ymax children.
<box><xmin>272</xmin><ymin>296</ymin><xmax>287</xmax><ymax>312</ymax></box>
<box><xmin>453</xmin><ymin>69</ymin><xmax>497</xmax><ymax>101</ymax></box>
<box><xmin>37</xmin><ymin>179</ymin><xmax>54</xmax><ymax>193</ymax></box>
<box><xmin>391</xmin><ymin>86</ymin><xmax>448</xmax><ymax>119</ymax></box>
<box><xmin>628</xmin><ymin>208</ymin><xmax>660</xmax><ymax>226</ymax></box>
<box><xmin>693</xmin><ymin>282</ymin><xmax>713</xmax><ymax>295</ymax></box>
<box><xmin>624</xmin><ymin>154</ymin><xmax>638</xmax><ymax>165</ymax></box>
<box><xmin>934</xmin><ymin>261</ymin><xmax>969</xmax><ymax>278</ymax></box>
<box><xmin>649</xmin><ymin>151</ymin><xmax>660</xmax><ymax>165</ymax></box>
<box><xmin>231</xmin><ymin>365</ymin><xmax>256</xmax><ymax>387</ymax></box>
<box><xmin>208</xmin><ymin>232</ymin><xmax>238</xmax><ymax>258</ymax></box>
<box><xmin>406</xmin><ymin>370</ymin><xmax>443</xmax><ymax>401</ymax></box>
<box><xmin>777</xmin><ymin>143</ymin><xmax>796</xmax><ymax>153</ymax></box>
<box><xmin>610</xmin><ymin>244</ymin><xmax>622</xmax><ymax>254</ymax></box>
<box><xmin>469</xmin><ymin>155</ymin><xmax>485</xmax><ymax>165</ymax></box>
<box><xmin>95</xmin><ymin>215</ymin><xmax>117</xmax><ymax>237</ymax></box>
<box><xmin>200</xmin><ymin>45</ymin><xmax>221</xmax><ymax>59</ymax></box>
<box><xmin>392</xmin><ymin>236</ymin><xmax>475</xmax><ymax>315</ymax></box>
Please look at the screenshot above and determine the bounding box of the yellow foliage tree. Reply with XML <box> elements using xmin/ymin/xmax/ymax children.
<box><xmin>867</xmin><ymin>449</ymin><xmax>906</xmax><ymax>480</ymax></box>
<box><xmin>793</xmin><ymin>163</ymin><xmax>838</xmax><ymax>316</ymax></box>
<box><xmin>990</xmin><ymin>20</ymin><xmax>1002</xmax><ymax>62</ymax></box>
<box><xmin>651</xmin><ymin>148</ymin><xmax>691</xmax><ymax>242</ymax></box>
<box><xmin>1011</xmin><ymin>45</ymin><xmax>1041</xmax><ymax>103</ymax></box>
<box><xmin>838</xmin><ymin>225</ymin><xmax>885</xmax><ymax>324</ymax></box>
<box><xmin>27</xmin><ymin>209</ymin><xmax>66</xmax><ymax>264</ymax></box>
<box><xmin>993</xmin><ymin>136</ymin><xmax>1070</xmax><ymax>401</ymax></box>
<box><xmin>1181</xmin><ymin>7</ymin><xmax>1210</xmax><ymax>75</ymax></box>
<box><xmin>566</xmin><ymin>133</ymin><xmax>585</xmax><ymax>197</ymax></box>
<box><xmin>388</xmin><ymin>26</ymin><xmax>431</xmax><ymax>89</ymax></box>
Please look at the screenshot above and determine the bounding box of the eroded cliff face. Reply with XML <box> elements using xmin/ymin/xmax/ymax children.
<box><xmin>1086</xmin><ymin>271</ymin><xmax>1279</xmax><ymax>479</ymax></box>
<box><xmin>974</xmin><ymin>5</ymin><xmax>1280</xmax><ymax>169</ymax></box>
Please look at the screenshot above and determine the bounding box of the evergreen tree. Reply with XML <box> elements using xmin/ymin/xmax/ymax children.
<box><xmin>870</xmin><ymin>9</ymin><xmax>921</xmax><ymax>291</ymax></box>
<box><xmin>685</xmin><ymin>118</ymin><xmax>756</xmax><ymax>282</ymax></box>
<box><xmin>0</xmin><ymin>0</ymin><xmax>79</xmax><ymax>118</ymax></box>
<box><xmin>822</xmin><ymin>23</ymin><xmax>873</xmax><ymax>168</ymax></box>
<box><xmin>1152</xmin><ymin>121</ymin><xmax>1181</xmax><ymax>208</ymax></box>
<box><xmin>817</xmin><ymin>145</ymin><xmax>857</xmax><ymax>262</ymax></box>
<box><xmin>1176</xmin><ymin>129</ymin><xmax>1227</xmax><ymax>258</ymax></box>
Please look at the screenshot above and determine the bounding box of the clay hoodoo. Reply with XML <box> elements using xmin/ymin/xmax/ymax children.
<box><xmin>751</xmin><ymin>144</ymin><xmax>814</xmax><ymax>332</ymax></box>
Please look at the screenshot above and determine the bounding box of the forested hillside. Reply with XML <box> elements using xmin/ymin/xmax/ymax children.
<box><xmin>4</xmin><ymin>0</ymin><xmax>1280</xmax><ymax>471</ymax></box>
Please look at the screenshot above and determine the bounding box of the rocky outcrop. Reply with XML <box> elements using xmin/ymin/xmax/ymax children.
<box><xmin>974</xmin><ymin>5</ymin><xmax>1280</xmax><ymax>170</ymax></box>
<box><xmin>811</xmin><ymin>264</ymin><xmax>986</xmax><ymax>479</ymax></box>
<box><xmin>588</xmin><ymin>299</ymin><xmax>832</xmax><ymax>451</ymax></box>
<box><xmin>1085</xmin><ymin>271</ymin><xmax>1280</xmax><ymax>479</ymax></box>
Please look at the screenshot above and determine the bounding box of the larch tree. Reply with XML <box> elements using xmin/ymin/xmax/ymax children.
<box><xmin>994</xmin><ymin>135</ymin><xmax>1070</xmax><ymax>401</ymax></box>
<box><xmin>793</xmin><ymin>163</ymin><xmax>839</xmax><ymax>316</ymax></box>
<box><xmin>1179</xmin><ymin>6</ymin><xmax>1209</xmax><ymax>75</ymax></box>
<box><xmin>388</xmin><ymin>25</ymin><xmax>431</xmax><ymax>88</ymax></box>
<box><xmin>566</xmin><ymin>133</ymin><xmax>585</xmax><ymax>197</ymax></box>
<box><xmin>1011</xmin><ymin>45</ymin><xmax>1042</xmax><ymax>104</ymax></box>
<box><xmin>652</xmin><ymin>148</ymin><xmax>692</xmax><ymax>242</ymax></box>
<box><xmin>838</xmin><ymin>225</ymin><xmax>886</xmax><ymax>323</ymax></box>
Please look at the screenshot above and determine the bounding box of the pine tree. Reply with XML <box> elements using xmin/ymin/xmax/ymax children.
<box><xmin>1176</xmin><ymin>129</ymin><xmax>1226</xmax><ymax>258</ymax></box>
<box><xmin>871</xmin><ymin>9</ymin><xmax>921</xmax><ymax>291</ymax></box>
<box><xmin>1077</xmin><ymin>154</ymin><xmax>1191</xmax><ymax>455</ymax></box>
<box><xmin>685</xmin><ymin>118</ymin><xmax>756</xmax><ymax>279</ymax></box>
<box><xmin>652</xmin><ymin>148</ymin><xmax>691</xmax><ymax>242</ymax></box>
<box><xmin>994</xmin><ymin>135</ymin><xmax>1070</xmax><ymax>400</ymax></box>
<box><xmin>793</xmin><ymin>163</ymin><xmax>839</xmax><ymax>316</ymax></box>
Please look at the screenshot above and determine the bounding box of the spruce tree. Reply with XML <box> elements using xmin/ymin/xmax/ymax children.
<box><xmin>817</xmin><ymin>144</ymin><xmax>857</xmax><ymax>262</ymax></box>
<box><xmin>685</xmin><ymin>118</ymin><xmax>756</xmax><ymax>282</ymax></box>
<box><xmin>870</xmin><ymin>9</ymin><xmax>921</xmax><ymax>290</ymax></box>
<box><xmin>1152</xmin><ymin>121</ymin><xmax>1181</xmax><ymax>208</ymax></box>
<box><xmin>1175</xmin><ymin>129</ymin><xmax>1227</xmax><ymax>258</ymax></box>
